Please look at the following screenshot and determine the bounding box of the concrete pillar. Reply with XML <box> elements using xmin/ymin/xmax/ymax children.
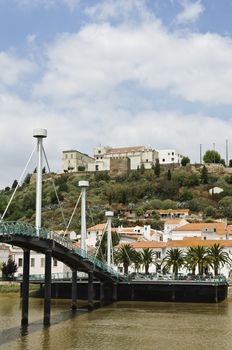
<box><xmin>171</xmin><ymin>285</ymin><xmax>176</xmax><ymax>302</ymax></box>
<box><xmin>71</xmin><ymin>271</ymin><xmax>77</xmax><ymax>310</ymax></box>
<box><xmin>214</xmin><ymin>285</ymin><xmax>218</xmax><ymax>303</ymax></box>
<box><xmin>33</xmin><ymin>129</ymin><xmax>47</xmax><ymax>236</ymax></box>
<box><xmin>21</xmin><ymin>249</ymin><xmax>30</xmax><ymax>326</ymax></box>
<box><xmin>100</xmin><ymin>282</ymin><xmax>105</xmax><ymax>306</ymax></box>
<box><xmin>43</xmin><ymin>250</ymin><xmax>52</xmax><ymax>326</ymax></box>
<box><xmin>88</xmin><ymin>271</ymin><xmax>94</xmax><ymax>309</ymax></box>
<box><xmin>105</xmin><ymin>211</ymin><xmax>113</xmax><ymax>267</ymax></box>
<box><xmin>113</xmin><ymin>283</ymin><xmax>117</xmax><ymax>302</ymax></box>
<box><xmin>78</xmin><ymin>181</ymin><xmax>89</xmax><ymax>252</ymax></box>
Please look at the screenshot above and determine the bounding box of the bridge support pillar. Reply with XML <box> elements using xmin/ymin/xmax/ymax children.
<box><xmin>71</xmin><ymin>271</ymin><xmax>77</xmax><ymax>310</ymax></box>
<box><xmin>44</xmin><ymin>250</ymin><xmax>52</xmax><ymax>326</ymax></box>
<box><xmin>21</xmin><ymin>249</ymin><xmax>30</xmax><ymax>326</ymax></box>
<box><xmin>113</xmin><ymin>283</ymin><xmax>117</xmax><ymax>302</ymax></box>
<box><xmin>88</xmin><ymin>271</ymin><xmax>94</xmax><ymax>309</ymax></box>
<box><xmin>100</xmin><ymin>282</ymin><xmax>105</xmax><ymax>306</ymax></box>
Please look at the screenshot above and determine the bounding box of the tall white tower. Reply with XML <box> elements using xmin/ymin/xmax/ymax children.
<box><xmin>33</xmin><ymin>129</ymin><xmax>47</xmax><ymax>235</ymax></box>
<box><xmin>105</xmin><ymin>211</ymin><xmax>114</xmax><ymax>267</ymax></box>
<box><xmin>79</xmin><ymin>180</ymin><xmax>89</xmax><ymax>251</ymax></box>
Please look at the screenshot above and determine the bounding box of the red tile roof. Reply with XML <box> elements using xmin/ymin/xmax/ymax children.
<box><xmin>172</xmin><ymin>222</ymin><xmax>226</xmax><ymax>235</ymax></box>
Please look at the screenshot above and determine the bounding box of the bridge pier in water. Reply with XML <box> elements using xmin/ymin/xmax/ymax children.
<box><xmin>88</xmin><ymin>271</ymin><xmax>94</xmax><ymax>309</ymax></box>
<box><xmin>21</xmin><ymin>249</ymin><xmax>30</xmax><ymax>326</ymax></box>
<box><xmin>71</xmin><ymin>271</ymin><xmax>77</xmax><ymax>310</ymax></box>
<box><xmin>43</xmin><ymin>250</ymin><xmax>52</xmax><ymax>326</ymax></box>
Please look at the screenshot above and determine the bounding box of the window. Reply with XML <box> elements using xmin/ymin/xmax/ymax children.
<box><xmin>162</xmin><ymin>159</ymin><xmax>165</xmax><ymax>162</ymax></box>
<box><xmin>146</xmin><ymin>159</ymin><xmax>148</xmax><ymax>162</ymax></box>
<box><xmin>171</xmin><ymin>158</ymin><xmax>174</xmax><ymax>161</ymax></box>
<box><xmin>204</xmin><ymin>237</ymin><xmax>206</xmax><ymax>240</ymax></box>
<box><xmin>172</xmin><ymin>152</ymin><xmax>174</xmax><ymax>155</ymax></box>
<box><xmin>41</xmin><ymin>258</ymin><xmax>45</xmax><ymax>267</ymax></box>
<box><xmin>98</xmin><ymin>150</ymin><xmax>101</xmax><ymax>154</ymax></box>
<box><xmin>53</xmin><ymin>259</ymin><xmax>58</xmax><ymax>267</ymax></box>
<box><xmin>71</xmin><ymin>154</ymin><xmax>73</xmax><ymax>158</ymax></box>
<box><xmin>31</xmin><ymin>258</ymin><xmax>35</xmax><ymax>267</ymax></box>
<box><xmin>65</xmin><ymin>154</ymin><xmax>68</xmax><ymax>159</ymax></box>
<box><xmin>156</xmin><ymin>252</ymin><xmax>161</xmax><ymax>259</ymax></box>
<box><xmin>168</xmin><ymin>153</ymin><xmax>170</xmax><ymax>155</ymax></box>
<box><xmin>96</xmin><ymin>157</ymin><xmax>99</xmax><ymax>160</ymax></box>
<box><xmin>96</xmin><ymin>165</ymin><xmax>99</xmax><ymax>171</ymax></box>
<box><xmin>101</xmin><ymin>157</ymin><xmax>103</xmax><ymax>159</ymax></box>
<box><xmin>18</xmin><ymin>258</ymin><xmax>23</xmax><ymax>267</ymax></box>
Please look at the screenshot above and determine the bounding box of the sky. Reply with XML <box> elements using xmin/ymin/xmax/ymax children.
<box><xmin>1</xmin><ymin>0</ymin><xmax>232</xmax><ymax>188</ymax></box>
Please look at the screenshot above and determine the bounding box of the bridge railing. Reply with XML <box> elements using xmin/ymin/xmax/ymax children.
<box><xmin>0</xmin><ymin>221</ymin><xmax>124</xmax><ymax>280</ymax></box>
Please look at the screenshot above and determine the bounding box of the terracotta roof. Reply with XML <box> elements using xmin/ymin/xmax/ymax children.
<box><xmin>165</xmin><ymin>219</ymin><xmax>183</xmax><ymax>225</ymax></box>
<box><xmin>115</xmin><ymin>241</ymin><xmax>166</xmax><ymax>249</ymax></box>
<box><xmin>106</xmin><ymin>146</ymin><xmax>145</xmax><ymax>154</ymax></box>
<box><xmin>172</xmin><ymin>222</ymin><xmax>226</xmax><ymax>234</ymax></box>
<box><xmin>87</xmin><ymin>223</ymin><xmax>106</xmax><ymax>231</ymax></box>
<box><xmin>167</xmin><ymin>237</ymin><xmax>232</xmax><ymax>248</ymax></box>
<box><xmin>158</xmin><ymin>209</ymin><xmax>189</xmax><ymax>214</ymax></box>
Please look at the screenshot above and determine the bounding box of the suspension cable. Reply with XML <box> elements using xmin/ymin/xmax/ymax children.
<box><xmin>42</xmin><ymin>146</ymin><xmax>67</xmax><ymax>229</ymax></box>
<box><xmin>1</xmin><ymin>146</ymin><xmax>36</xmax><ymax>221</ymax></box>
<box><xmin>65</xmin><ymin>192</ymin><xmax>82</xmax><ymax>234</ymax></box>
<box><xmin>94</xmin><ymin>222</ymin><xmax>108</xmax><ymax>259</ymax></box>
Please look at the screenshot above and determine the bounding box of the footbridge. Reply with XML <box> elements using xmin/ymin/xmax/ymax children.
<box><xmin>0</xmin><ymin>221</ymin><xmax>124</xmax><ymax>325</ymax></box>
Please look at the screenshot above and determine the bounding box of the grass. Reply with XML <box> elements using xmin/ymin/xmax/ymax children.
<box><xmin>0</xmin><ymin>281</ymin><xmax>39</xmax><ymax>293</ymax></box>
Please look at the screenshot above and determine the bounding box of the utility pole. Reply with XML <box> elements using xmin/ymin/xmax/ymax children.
<box><xmin>226</xmin><ymin>139</ymin><xmax>229</xmax><ymax>167</ymax></box>
<box><xmin>33</xmin><ymin>129</ymin><xmax>47</xmax><ymax>236</ymax></box>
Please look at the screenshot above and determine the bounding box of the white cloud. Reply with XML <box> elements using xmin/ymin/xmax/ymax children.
<box><xmin>0</xmin><ymin>52</ymin><xmax>33</xmax><ymax>86</ymax></box>
<box><xmin>175</xmin><ymin>0</ymin><xmax>204</xmax><ymax>24</ymax></box>
<box><xmin>85</xmin><ymin>0</ymin><xmax>152</xmax><ymax>22</ymax></box>
<box><xmin>34</xmin><ymin>20</ymin><xmax>232</xmax><ymax>105</ymax></box>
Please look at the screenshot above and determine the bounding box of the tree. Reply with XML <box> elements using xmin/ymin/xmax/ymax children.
<box><xmin>114</xmin><ymin>244</ymin><xmax>136</xmax><ymax>274</ymax></box>
<box><xmin>42</xmin><ymin>166</ymin><xmax>46</xmax><ymax>174</ymax></box>
<box><xmin>133</xmin><ymin>251</ymin><xmax>142</xmax><ymax>273</ymax></box>
<box><xmin>201</xmin><ymin>165</ymin><xmax>208</xmax><ymax>184</ymax></box>
<box><xmin>181</xmin><ymin>156</ymin><xmax>190</xmax><ymax>166</ymax></box>
<box><xmin>23</xmin><ymin>173</ymin><xmax>31</xmax><ymax>185</ymax></box>
<box><xmin>207</xmin><ymin>244</ymin><xmax>231</xmax><ymax>276</ymax></box>
<box><xmin>190</xmin><ymin>246</ymin><xmax>209</xmax><ymax>276</ymax></box>
<box><xmin>154</xmin><ymin>159</ymin><xmax>160</xmax><ymax>177</ymax></box>
<box><xmin>163</xmin><ymin>248</ymin><xmax>185</xmax><ymax>277</ymax></box>
<box><xmin>140</xmin><ymin>248</ymin><xmax>155</xmax><ymax>274</ymax></box>
<box><xmin>11</xmin><ymin>179</ymin><xmax>18</xmax><ymax>189</ymax></box>
<box><xmin>184</xmin><ymin>247</ymin><xmax>198</xmax><ymax>275</ymax></box>
<box><xmin>203</xmin><ymin>150</ymin><xmax>221</xmax><ymax>164</ymax></box>
<box><xmin>229</xmin><ymin>159</ymin><xmax>232</xmax><ymax>167</ymax></box>
<box><xmin>1</xmin><ymin>258</ymin><xmax>17</xmax><ymax>280</ymax></box>
<box><xmin>167</xmin><ymin>169</ymin><xmax>172</xmax><ymax>181</ymax></box>
<box><xmin>140</xmin><ymin>163</ymin><xmax>145</xmax><ymax>174</ymax></box>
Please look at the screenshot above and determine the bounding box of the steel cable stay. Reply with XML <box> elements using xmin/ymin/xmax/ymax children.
<box><xmin>42</xmin><ymin>146</ymin><xmax>67</xmax><ymax>230</ymax></box>
<box><xmin>64</xmin><ymin>192</ymin><xmax>82</xmax><ymax>235</ymax></box>
<box><xmin>1</xmin><ymin>145</ymin><xmax>36</xmax><ymax>222</ymax></box>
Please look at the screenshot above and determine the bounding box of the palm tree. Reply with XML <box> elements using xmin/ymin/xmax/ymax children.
<box><xmin>140</xmin><ymin>248</ymin><xmax>155</xmax><ymax>274</ymax></box>
<box><xmin>133</xmin><ymin>251</ymin><xmax>142</xmax><ymax>273</ymax></box>
<box><xmin>207</xmin><ymin>244</ymin><xmax>231</xmax><ymax>276</ymax></box>
<box><xmin>114</xmin><ymin>244</ymin><xmax>136</xmax><ymax>274</ymax></box>
<box><xmin>164</xmin><ymin>248</ymin><xmax>185</xmax><ymax>277</ymax></box>
<box><xmin>191</xmin><ymin>246</ymin><xmax>209</xmax><ymax>276</ymax></box>
<box><xmin>184</xmin><ymin>247</ymin><xmax>198</xmax><ymax>275</ymax></box>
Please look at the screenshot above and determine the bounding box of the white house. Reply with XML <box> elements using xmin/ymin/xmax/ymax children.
<box><xmin>158</xmin><ymin>149</ymin><xmax>183</xmax><ymax>164</ymax></box>
<box><xmin>170</xmin><ymin>222</ymin><xmax>227</xmax><ymax>241</ymax></box>
<box><xmin>61</xmin><ymin>150</ymin><xmax>94</xmax><ymax>172</ymax></box>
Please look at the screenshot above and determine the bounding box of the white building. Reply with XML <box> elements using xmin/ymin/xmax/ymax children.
<box><xmin>88</xmin><ymin>145</ymin><xmax>158</xmax><ymax>172</ymax></box>
<box><xmin>158</xmin><ymin>149</ymin><xmax>183</xmax><ymax>164</ymax></box>
<box><xmin>170</xmin><ymin>222</ymin><xmax>227</xmax><ymax>241</ymax></box>
<box><xmin>61</xmin><ymin>150</ymin><xmax>94</xmax><ymax>172</ymax></box>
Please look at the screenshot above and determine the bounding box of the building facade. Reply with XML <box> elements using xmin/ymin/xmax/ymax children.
<box><xmin>61</xmin><ymin>150</ymin><xmax>94</xmax><ymax>172</ymax></box>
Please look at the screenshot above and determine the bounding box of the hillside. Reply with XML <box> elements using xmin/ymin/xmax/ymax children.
<box><xmin>1</xmin><ymin>164</ymin><xmax>232</xmax><ymax>231</ymax></box>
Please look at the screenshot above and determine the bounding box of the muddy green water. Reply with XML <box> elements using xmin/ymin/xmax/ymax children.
<box><xmin>0</xmin><ymin>293</ymin><xmax>232</xmax><ymax>350</ymax></box>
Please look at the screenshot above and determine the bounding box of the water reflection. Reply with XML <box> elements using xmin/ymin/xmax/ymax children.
<box><xmin>1</xmin><ymin>294</ymin><xmax>232</xmax><ymax>350</ymax></box>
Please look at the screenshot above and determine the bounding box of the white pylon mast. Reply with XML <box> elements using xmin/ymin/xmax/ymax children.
<box><xmin>105</xmin><ymin>211</ymin><xmax>114</xmax><ymax>267</ymax></box>
<box><xmin>79</xmin><ymin>181</ymin><xmax>89</xmax><ymax>251</ymax></box>
<box><xmin>33</xmin><ymin>129</ymin><xmax>47</xmax><ymax>236</ymax></box>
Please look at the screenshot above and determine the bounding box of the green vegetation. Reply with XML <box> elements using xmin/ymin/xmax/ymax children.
<box><xmin>1</xmin><ymin>258</ymin><xmax>17</xmax><ymax>280</ymax></box>
<box><xmin>203</xmin><ymin>150</ymin><xmax>221</xmax><ymax>164</ymax></box>
<box><xmin>164</xmin><ymin>244</ymin><xmax>231</xmax><ymax>276</ymax></box>
<box><xmin>1</xmin><ymin>163</ymin><xmax>232</xmax><ymax>230</ymax></box>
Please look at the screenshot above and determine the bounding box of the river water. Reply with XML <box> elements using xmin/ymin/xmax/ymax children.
<box><xmin>0</xmin><ymin>293</ymin><xmax>232</xmax><ymax>350</ymax></box>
